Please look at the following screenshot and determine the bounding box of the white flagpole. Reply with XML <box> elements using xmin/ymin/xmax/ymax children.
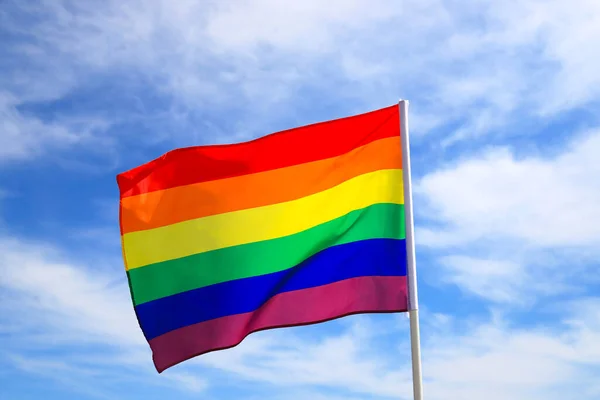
<box><xmin>399</xmin><ymin>100</ymin><xmax>424</xmax><ymax>400</ymax></box>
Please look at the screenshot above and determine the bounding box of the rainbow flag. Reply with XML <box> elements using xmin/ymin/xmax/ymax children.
<box><xmin>117</xmin><ymin>105</ymin><xmax>409</xmax><ymax>372</ymax></box>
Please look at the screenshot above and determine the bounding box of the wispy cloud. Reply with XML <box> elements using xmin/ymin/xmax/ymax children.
<box><xmin>415</xmin><ymin>127</ymin><xmax>600</xmax><ymax>302</ymax></box>
<box><xmin>423</xmin><ymin>304</ymin><xmax>600</xmax><ymax>400</ymax></box>
<box><xmin>416</xmin><ymin>128</ymin><xmax>600</xmax><ymax>248</ymax></box>
<box><xmin>437</xmin><ymin>256</ymin><xmax>526</xmax><ymax>303</ymax></box>
<box><xmin>0</xmin><ymin>92</ymin><xmax>113</xmax><ymax>163</ymax></box>
<box><xmin>417</xmin><ymin>129</ymin><xmax>600</xmax><ymax>248</ymax></box>
<box><xmin>0</xmin><ymin>236</ymin><xmax>207</xmax><ymax>396</ymax></box>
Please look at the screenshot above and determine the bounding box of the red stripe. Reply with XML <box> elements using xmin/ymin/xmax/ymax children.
<box><xmin>149</xmin><ymin>275</ymin><xmax>408</xmax><ymax>372</ymax></box>
<box><xmin>117</xmin><ymin>105</ymin><xmax>399</xmax><ymax>198</ymax></box>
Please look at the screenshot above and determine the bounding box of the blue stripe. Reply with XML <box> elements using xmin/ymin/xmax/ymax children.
<box><xmin>136</xmin><ymin>238</ymin><xmax>407</xmax><ymax>340</ymax></box>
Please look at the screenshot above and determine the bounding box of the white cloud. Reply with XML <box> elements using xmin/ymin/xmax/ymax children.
<box><xmin>417</xmin><ymin>129</ymin><xmax>600</xmax><ymax>249</ymax></box>
<box><xmin>438</xmin><ymin>256</ymin><xmax>526</xmax><ymax>303</ymax></box>
<box><xmin>0</xmin><ymin>92</ymin><xmax>94</xmax><ymax>162</ymax></box>
<box><xmin>484</xmin><ymin>0</ymin><xmax>600</xmax><ymax>114</ymax></box>
<box><xmin>205</xmin><ymin>0</ymin><xmax>399</xmax><ymax>53</ymax></box>
<box><xmin>197</xmin><ymin>329</ymin><xmax>412</xmax><ymax>398</ymax></box>
<box><xmin>0</xmin><ymin>90</ymin><xmax>118</xmax><ymax>167</ymax></box>
<box><xmin>425</xmin><ymin>302</ymin><xmax>600</xmax><ymax>400</ymax></box>
<box><xmin>0</xmin><ymin>236</ymin><xmax>207</xmax><ymax>395</ymax></box>
<box><xmin>0</xmin><ymin>237</ymin><xmax>140</xmax><ymax>346</ymax></box>
<box><xmin>415</xmin><ymin>128</ymin><xmax>600</xmax><ymax>302</ymax></box>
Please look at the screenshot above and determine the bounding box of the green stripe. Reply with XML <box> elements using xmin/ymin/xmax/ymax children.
<box><xmin>128</xmin><ymin>203</ymin><xmax>405</xmax><ymax>305</ymax></box>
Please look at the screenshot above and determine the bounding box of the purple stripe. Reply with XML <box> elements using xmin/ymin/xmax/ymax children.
<box><xmin>149</xmin><ymin>275</ymin><xmax>408</xmax><ymax>372</ymax></box>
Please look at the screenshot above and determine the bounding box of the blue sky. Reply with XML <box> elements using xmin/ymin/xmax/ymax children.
<box><xmin>1</xmin><ymin>0</ymin><xmax>600</xmax><ymax>399</ymax></box>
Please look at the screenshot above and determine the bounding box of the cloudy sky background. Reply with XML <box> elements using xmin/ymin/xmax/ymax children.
<box><xmin>1</xmin><ymin>1</ymin><xmax>600</xmax><ymax>399</ymax></box>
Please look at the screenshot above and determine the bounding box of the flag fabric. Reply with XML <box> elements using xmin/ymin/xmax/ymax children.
<box><xmin>117</xmin><ymin>104</ymin><xmax>409</xmax><ymax>372</ymax></box>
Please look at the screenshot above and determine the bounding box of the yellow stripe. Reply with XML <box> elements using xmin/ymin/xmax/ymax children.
<box><xmin>123</xmin><ymin>168</ymin><xmax>404</xmax><ymax>270</ymax></box>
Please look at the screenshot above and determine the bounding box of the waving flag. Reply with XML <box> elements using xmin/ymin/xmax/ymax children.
<box><xmin>117</xmin><ymin>104</ymin><xmax>410</xmax><ymax>372</ymax></box>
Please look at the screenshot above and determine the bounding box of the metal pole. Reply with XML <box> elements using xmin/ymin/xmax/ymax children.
<box><xmin>399</xmin><ymin>100</ymin><xmax>423</xmax><ymax>400</ymax></box>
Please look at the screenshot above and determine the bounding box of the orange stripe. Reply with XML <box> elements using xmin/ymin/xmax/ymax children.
<box><xmin>120</xmin><ymin>136</ymin><xmax>401</xmax><ymax>234</ymax></box>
